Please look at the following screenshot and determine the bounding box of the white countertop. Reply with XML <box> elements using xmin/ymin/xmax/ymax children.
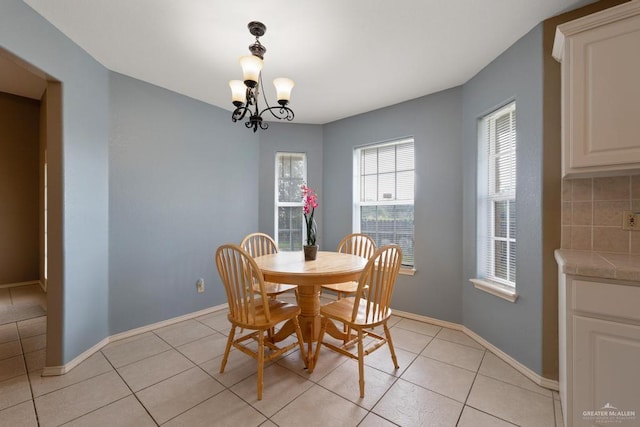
<box><xmin>555</xmin><ymin>249</ymin><xmax>640</xmax><ymax>282</ymax></box>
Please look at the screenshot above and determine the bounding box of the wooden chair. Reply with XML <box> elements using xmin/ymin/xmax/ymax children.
<box><xmin>216</xmin><ymin>244</ymin><xmax>307</xmax><ymax>400</ymax></box>
<box><xmin>313</xmin><ymin>244</ymin><xmax>402</xmax><ymax>398</ymax></box>
<box><xmin>321</xmin><ymin>233</ymin><xmax>376</xmax><ymax>299</ymax></box>
<box><xmin>241</xmin><ymin>233</ymin><xmax>298</xmax><ymax>300</ymax></box>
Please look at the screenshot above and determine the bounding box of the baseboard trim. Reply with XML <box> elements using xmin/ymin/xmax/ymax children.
<box><xmin>41</xmin><ymin>302</ymin><xmax>559</xmax><ymax>392</ymax></box>
<box><xmin>463</xmin><ymin>326</ymin><xmax>559</xmax><ymax>391</ymax></box>
<box><xmin>42</xmin><ymin>303</ymin><xmax>228</xmax><ymax>376</ymax></box>
<box><xmin>42</xmin><ymin>337</ymin><xmax>110</xmax><ymax>376</ymax></box>
<box><xmin>108</xmin><ymin>304</ymin><xmax>228</xmax><ymax>343</ymax></box>
<box><xmin>392</xmin><ymin>309</ymin><xmax>464</xmax><ymax>331</ymax></box>
<box><xmin>0</xmin><ymin>280</ymin><xmax>42</xmax><ymax>290</ymax></box>
<box><xmin>392</xmin><ymin>310</ymin><xmax>558</xmax><ymax>391</ymax></box>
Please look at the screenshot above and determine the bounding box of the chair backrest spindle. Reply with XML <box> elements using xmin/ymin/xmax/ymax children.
<box><xmin>216</xmin><ymin>244</ymin><xmax>271</xmax><ymax>325</ymax></box>
<box><xmin>241</xmin><ymin>232</ymin><xmax>278</xmax><ymax>258</ymax></box>
<box><xmin>337</xmin><ymin>233</ymin><xmax>376</xmax><ymax>259</ymax></box>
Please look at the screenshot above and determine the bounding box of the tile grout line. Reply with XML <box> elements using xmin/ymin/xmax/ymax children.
<box><xmin>19</xmin><ymin>319</ymin><xmax>41</xmax><ymax>427</ymax></box>
<box><xmin>3</xmin><ymin>291</ymin><xmax>557</xmax><ymax>426</ymax></box>
<box><xmin>256</xmin><ymin>337</ymin><xmax>364</xmax><ymax>424</ymax></box>
<box><xmin>2</xmin><ymin>316</ymin><xmax>42</xmax><ymax>426</ymax></box>
<box><xmin>456</xmin><ymin>349</ymin><xmax>486</xmax><ymax>426</ymax></box>
<box><xmin>0</xmin><ymin>287</ymin><xmax>46</xmax><ymax>426</ymax></box>
<box><xmin>122</xmin><ymin>330</ymin><xmax>223</xmax><ymax>422</ymax></box>
<box><xmin>460</xmin><ymin>350</ymin><xmax>551</xmax><ymax>426</ymax></box>
<box><xmin>318</xmin><ymin>322</ymin><xmax>434</xmax><ymax>426</ymax></box>
<box><xmin>99</xmin><ymin>349</ymin><xmax>160</xmax><ymax>426</ymax></box>
<box><xmin>140</xmin><ymin>327</ymin><xmax>252</xmax><ymax>424</ymax></box>
<box><xmin>355</xmin><ymin>354</ymin><xmax>415</xmax><ymax>427</ymax></box>
<box><xmin>27</xmin><ymin>322</ymin><xmax>159</xmax><ymax>426</ymax></box>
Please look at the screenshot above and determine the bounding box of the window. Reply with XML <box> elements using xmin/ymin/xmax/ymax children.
<box><xmin>275</xmin><ymin>152</ymin><xmax>306</xmax><ymax>251</ymax></box>
<box><xmin>475</xmin><ymin>102</ymin><xmax>517</xmax><ymax>297</ymax></box>
<box><xmin>354</xmin><ymin>138</ymin><xmax>415</xmax><ymax>267</ymax></box>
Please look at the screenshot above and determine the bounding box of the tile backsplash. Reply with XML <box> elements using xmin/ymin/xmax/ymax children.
<box><xmin>562</xmin><ymin>175</ymin><xmax>640</xmax><ymax>253</ymax></box>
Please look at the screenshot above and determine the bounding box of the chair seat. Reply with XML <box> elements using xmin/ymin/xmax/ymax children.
<box><xmin>319</xmin><ymin>297</ymin><xmax>391</xmax><ymax>328</ymax></box>
<box><xmin>230</xmin><ymin>299</ymin><xmax>301</xmax><ymax>329</ymax></box>
<box><xmin>258</xmin><ymin>282</ymin><xmax>298</xmax><ymax>296</ymax></box>
<box><xmin>321</xmin><ymin>281</ymin><xmax>358</xmax><ymax>294</ymax></box>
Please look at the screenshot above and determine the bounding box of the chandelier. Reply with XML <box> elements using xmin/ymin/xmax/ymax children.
<box><xmin>229</xmin><ymin>21</ymin><xmax>295</xmax><ymax>132</ymax></box>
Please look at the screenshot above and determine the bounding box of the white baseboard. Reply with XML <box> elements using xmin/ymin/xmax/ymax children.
<box><xmin>41</xmin><ymin>303</ymin><xmax>228</xmax><ymax>376</ymax></box>
<box><xmin>0</xmin><ymin>280</ymin><xmax>41</xmax><ymax>290</ymax></box>
<box><xmin>109</xmin><ymin>304</ymin><xmax>228</xmax><ymax>343</ymax></box>
<box><xmin>42</xmin><ymin>337</ymin><xmax>110</xmax><ymax>376</ymax></box>
<box><xmin>463</xmin><ymin>327</ymin><xmax>559</xmax><ymax>391</ymax></box>
<box><xmin>42</xmin><ymin>302</ymin><xmax>559</xmax><ymax>392</ymax></box>
<box><xmin>392</xmin><ymin>309</ymin><xmax>464</xmax><ymax>331</ymax></box>
<box><xmin>392</xmin><ymin>310</ymin><xmax>559</xmax><ymax>391</ymax></box>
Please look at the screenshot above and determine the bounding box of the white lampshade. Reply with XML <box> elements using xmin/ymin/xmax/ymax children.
<box><xmin>239</xmin><ymin>55</ymin><xmax>263</xmax><ymax>87</ymax></box>
<box><xmin>229</xmin><ymin>80</ymin><xmax>246</xmax><ymax>105</ymax></box>
<box><xmin>273</xmin><ymin>78</ymin><xmax>295</xmax><ymax>103</ymax></box>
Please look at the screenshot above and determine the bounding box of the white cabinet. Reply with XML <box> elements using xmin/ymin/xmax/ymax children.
<box><xmin>573</xmin><ymin>316</ymin><xmax>640</xmax><ymax>421</ymax></box>
<box><xmin>558</xmin><ymin>275</ymin><xmax>640</xmax><ymax>426</ymax></box>
<box><xmin>553</xmin><ymin>1</ymin><xmax>640</xmax><ymax>177</ymax></box>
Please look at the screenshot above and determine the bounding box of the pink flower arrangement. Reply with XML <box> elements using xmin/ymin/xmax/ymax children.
<box><xmin>301</xmin><ymin>184</ymin><xmax>318</xmax><ymax>246</ymax></box>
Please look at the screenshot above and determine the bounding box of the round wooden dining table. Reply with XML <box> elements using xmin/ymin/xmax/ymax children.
<box><xmin>253</xmin><ymin>250</ymin><xmax>368</xmax><ymax>371</ymax></box>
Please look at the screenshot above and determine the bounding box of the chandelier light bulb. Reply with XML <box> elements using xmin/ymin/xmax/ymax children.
<box><xmin>273</xmin><ymin>78</ymin><xmax>295</xmax><ymax>105</ymax></box>
<box><xmin>229</xmin><ymin>80</ymin><xmax>246</xmax><ymax>106</ymax></box>
<box><xmin>239</xmin><ymin>55</ymin><xmax>263</xmax><ymax>88</ymax></box>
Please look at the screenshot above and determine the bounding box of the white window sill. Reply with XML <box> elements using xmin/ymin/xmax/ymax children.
<box><xmin>400</xmin><ymin>267</ymin><xmax>416</xmax><ymax>276</ymax></box>
<box><xmin>469</xmin><ymin>278</ymin><xmax>518</xmax><ymax>303</ymax></box>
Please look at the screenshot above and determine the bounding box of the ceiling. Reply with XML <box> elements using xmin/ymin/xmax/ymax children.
<box><xmin>19</xmin><ymin>0</ymin><xmax>590</xmax><ymax>124</ymax></box>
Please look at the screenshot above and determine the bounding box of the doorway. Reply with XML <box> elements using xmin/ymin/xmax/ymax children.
<box><xmin>0</xmin><ymin>48</ymin><xmax>63</xmax><ymax>368</ymax></box>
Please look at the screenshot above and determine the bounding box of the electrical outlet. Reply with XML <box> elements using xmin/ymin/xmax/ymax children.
<box><xmin>196</xmin><ymin>278</ymin><xmax>205</xmax><ymax>293</ymax></box>
<box><xmin>623</xmin><ymin>211</ymin><xmax>640</xmax><ymax>231</ymax></box>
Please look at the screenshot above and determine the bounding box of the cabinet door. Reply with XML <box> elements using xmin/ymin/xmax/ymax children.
<box><xmin>573</xmin><ymin>315</ymin><xmax>640</xmax><ymax>426</ymax></box>
<box><xmin>563</xmin><ymin>13</ymin><xmax>640</xmax><ymax>175</ymax></box>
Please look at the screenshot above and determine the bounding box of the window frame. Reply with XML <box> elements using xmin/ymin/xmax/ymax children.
<box><xmin>274</xmin><ymin>152</ymin><xmax>307</xmax><ymax>251</ymax></box>
<box><xmin>353</xmin><ymin>137</ymin><xmax>416</xmax><ymax>271</ymax></box>
<box><xmin>472</xmin><ymin>101</ymin><xmax>518</xmax><ymax>302</ymax></box>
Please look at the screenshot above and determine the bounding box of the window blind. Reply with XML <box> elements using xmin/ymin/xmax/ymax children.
<box><xmin>355</xmin><ymin>139</ymin><xmax>415</xmax><ymax>267</ymax></box>
<box><xmin>485</xmin><ymin>103</ymin><xmax>516</xmax><ymax>287</ymax></box>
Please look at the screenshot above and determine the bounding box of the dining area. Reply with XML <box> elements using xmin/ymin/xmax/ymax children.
<box><xmin>2</xmin><ymin>227</ymin><xmax>561</xmax><ymax>426</ymax></box>
<box><xmin>215</xmin><ymin>231</ymin><xmax>403</xmax><ymax>401</ymax></box>
<box><xmin>0</xmin><ymin>0</ymin><xmax>591</xmax><ymax>423</ymax></box>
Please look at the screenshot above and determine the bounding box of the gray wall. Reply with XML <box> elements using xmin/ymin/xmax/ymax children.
<box><xmin>108</xmin><ymin>73</ymin><xmax>259</xmax><ymax>333</ymax></box>
<box><xmin>1</xmin><ymin>0</ymin><xmax>261</xmax><ymax>358</ymax></box>
<box><xmin>257</xmin><ymin>123</ymin><xmax>324</xmax><ymax>241</ymax></box>
<box><xmin>323</xmin><ymin>88</ymin><xmax>463</xmax><ymax>322</ymax></box>
<box><xmin>462</xmin><ymin>24</ymin><xmax>545</xmax><ymax>373</ymax></box>
<box><xmin>320</xmin><ymin>24</ymin><xmax>548</xmax><ymax>375</ymax></box>
<box><xmin>1</xmin><ymin>0</ymin><xmax>554</xmax><ymax>376</ymax></box>
<box><xmin>1</xmin><ymin>0</ymin><xmax>110</xmax><ymax>364</ymax></box>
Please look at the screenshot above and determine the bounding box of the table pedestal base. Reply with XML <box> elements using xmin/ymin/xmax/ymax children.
<box><xmin>270</xmin><ymin>285</ymin><xmax>350</xmax><ymax>372</ymax></box>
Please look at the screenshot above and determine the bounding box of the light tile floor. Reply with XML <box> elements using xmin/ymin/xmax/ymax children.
<box><xmin>0</xmin><ymin>292</ymin><xmax>564</xmax><ymax>426</ymax></box>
